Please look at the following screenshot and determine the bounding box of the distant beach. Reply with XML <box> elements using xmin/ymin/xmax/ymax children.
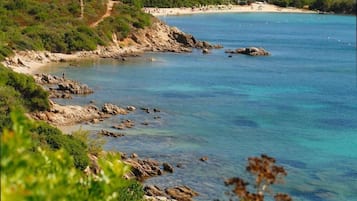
<box><xmin>144</xmin><ymin>3</ymin><xmax>316</xmax><ymax>16</ymax></box>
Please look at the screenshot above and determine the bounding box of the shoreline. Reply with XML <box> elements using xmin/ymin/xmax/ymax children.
<box><xmin>143</xmin><ymin>3</ymin><xmax>317</xmax><ymax>16</ymax></box>
<box><xmin>1</xmin><ymin>45</ymin><xmax>145</xmax><ymax>75</ymax></box>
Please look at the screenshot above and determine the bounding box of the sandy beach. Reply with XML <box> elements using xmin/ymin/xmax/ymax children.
<box><xmin>0</xmin><ymin>45</ymin><xmax>143</xmax><ymax>75</ymax></box>
<box><xmin>144</xmin><ymin>3</ymin><xmax>316</xmax><ymax>16</ymax></box>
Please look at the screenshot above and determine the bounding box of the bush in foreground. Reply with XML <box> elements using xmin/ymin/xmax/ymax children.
<box><xmin>1</xmin><ymin>111</ymin><xmax>144</xmax><ymax>201</ymax></box>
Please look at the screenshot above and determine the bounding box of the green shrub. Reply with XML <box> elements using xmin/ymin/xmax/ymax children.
<box><xmin>5</xmin><ymin>69</ymin><xmax>49</xmax><ymax>111</ymax></box>
<box><xmin>72</xmin><ymin>128</ymin><xmax>106</xmax><ymax>157</ymax></box>
<box><xmin>0</xmin><ymin>86</ymin><xmax>22</xmax><ymax>130</ymax></box>
<box><xmin>0</xmin><ymin>65</ymin><xmax>49</xmax><ymax>130</ymax></box>
<box><xmin>1</xmin><ymin>111</ymin><xmax>144</xmax><ymax>201</ymax></box>
<box><xmin>30</xmin><ymin>121</ymin><xmax>62</xmax><ymax>136</ymax></box>
<box><xmin>46</xmin><ymin>134</ymin><xmax>89</xmax><ymax>170</ymax></box>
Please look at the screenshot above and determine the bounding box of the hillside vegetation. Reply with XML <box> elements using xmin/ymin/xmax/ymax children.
<box><xmin>0</xmin><ymin>63</ymin><xmax>144</xmax><ymax>200</ymax></box>
<box><xmin>0</xmin><ymin>1</ymin><xmax>151</xmax><ymax>199</ymax></box>
<box><xmin>0</xmin><ymin>0</ymin><xmax>152</xmax><ymax>60</ymax></box>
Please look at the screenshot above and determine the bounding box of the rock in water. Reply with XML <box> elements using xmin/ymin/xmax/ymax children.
<box><xmin>102</xmin><ymin>103</ymin><xmax>128</xmax><ymax>115</ymax></box>
<box><xmin>163</xmin><ymin>162</ymin><xmax>174</xmax><ymax>173</ymax></box>
<box><xmin>225</xmin><ymin>47</ymin><xmax>270</xmax><ymax>56</ymax></box>
<box><xmin>202</xmin><ymin>48</ymin><xmax>210</xmax><ymax>54</ymax></box>
<box><xmin>200</xmin><ymin>156</ymin><xmax>208</xmax><ymax>162</ymax></box>
<box><xmin>127</xmin><ymin>105</ymin><xmax>136</xmax><ymax>111</ymax></box>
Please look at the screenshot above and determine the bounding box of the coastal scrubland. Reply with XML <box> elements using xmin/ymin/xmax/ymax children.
<box><xmin>1</xmin><ymin>0</ymin><xmax>354</xmax><ymax>200</ymax></box>
<box><xmin>0</xmin><ymin>0</ymin><xmax>152</xmax><ymax>60</ymax></box>
<box><xmin>0</xmin><ymin>64</ymin><xmax>144</xmax><ymax>200</ymax></box>
<box><xmin>0</xmin><ymin>0</ymin><xmax>152</xmax><ymax>200</ymax></box>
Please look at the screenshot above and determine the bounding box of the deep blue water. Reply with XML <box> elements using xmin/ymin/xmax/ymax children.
<box><xmin>39</xmin><ymin>13</ymin><xmax>357</xmax><ymax>201</ymax></box>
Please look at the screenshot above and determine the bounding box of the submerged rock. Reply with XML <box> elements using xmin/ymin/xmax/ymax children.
<box><xmin>98</xmin><ymin>130</ymin><xmax>124</xmax><ymax>138</ymax></box>
<box><xmin>200</xmin><ymin>156</ymin><xmax>208</xmax><ymax>162</ymax></box>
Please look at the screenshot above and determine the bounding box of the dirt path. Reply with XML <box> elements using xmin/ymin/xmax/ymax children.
<box><xmin>90</xmin><ymin>0</ymin><xmax>118</xmax><ymax>27</ymax></box>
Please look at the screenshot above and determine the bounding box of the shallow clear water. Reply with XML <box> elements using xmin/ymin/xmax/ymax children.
<box><xmin>39</xmin><ymin>13</ymin><xmax>357</xmax><ymax>201</ymax></box>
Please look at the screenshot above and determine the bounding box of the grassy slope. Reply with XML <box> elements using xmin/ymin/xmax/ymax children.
<box><xmin>0</xmin><ymin>0</ymin><xmax>152</xmax><ymax>60</ymax></box>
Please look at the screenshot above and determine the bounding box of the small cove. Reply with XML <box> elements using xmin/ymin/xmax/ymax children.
<box><xmin>37</xmin><ymin>13</ymin><xmax>357</xmax><ymax>201</ymax></box>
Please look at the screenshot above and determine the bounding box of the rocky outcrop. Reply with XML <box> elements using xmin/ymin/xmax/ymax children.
<box><xmin>123</xmin><ymin>155</ymin><xmax>176</xmax><ymax>181</ymax></box>
<box><xmin>34</xmin><ymin>73</ymin><xmax>93</xmax><ymax>99</ymax></box>
<box><xmin>225</xmin><ymin>47</ymin><xmax>270</xmax><ymax>56</ymax></box>
<box><xmin>144</xmin><ymin>195</ymin><xmax>176</xmax><ymax>201</ymax></box>
<box><xmin>195</xmin><ymin>41</ymin><xmax>223</xmax><ymax>49</ymax></box>
<box><xmin>34</xmin><ymin>73</ymin><xmax>64</xmax><ymax>84</ymax></box>
<box><xmin>166</xmin><ymin>186</ymin><xmax>199</xmax><ymax>201</ymax></box>
<box><xmin>124</xmin><ymin>158</ymin><xmax>163</xmax><ymax>181</ymax></box>
<box><xmin>144</xmin><ymin>185</ymin><xmax>198</xmax><ymax>201</ymax></box>
<box><xmin>129</xmin><ymin>20</ymin><xmax>222</xmax><ymax>53</ymax></box>
<box><xmin>57</xmin><ymin>81</ymin><xmax>93</xmax><ymax>95</ymax></box>
<box><xmin>31</xmin><ymin>101</ymin><xmax>131</xmax><ymax>126</ymax></box>
<box><xmin>102</xmin><ymin>103</ymin><xmax>128</xmax><ymax>115</ymax></box>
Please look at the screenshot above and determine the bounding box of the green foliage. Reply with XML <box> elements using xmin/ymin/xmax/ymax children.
<box><xmin>0</xmin><ymin>65</ymin><xmax>49</xmax><ymax>130</ymax></box>
<box><xmin>46</xmin><ymin>134</ymin><xmax>89</xmax><ymax>170</ymax></box>
<box><xmin>96</xmin><ymin>3</ymin><xmax>152</xmax><ymax>41</ymax></box>
<box><xmin>30</xmin><ymin>122</ymin><xmax>89</xmax><ymax>170</ymax></box>
<box><xmin>0</xmin><ymin>65</ymin><xmax>49</xmax><ymax>111</ymax></box>
<box><xmin>0</xmin><ymin>86</ymin><xmax>22</xmax><ymax>130</ymax></box>
<box><xmin>1</xmin><ymin>111</ymin><xmax>144</xmax><ymax>201</ymax></box>
<box><xmin>0</xmin><ymin>0</ymin><xmax>154</xmax><ymax>59</ymax></box>
<box><xmin>71</xmin><ymin>128</ymin><xmax>106</xmax><ymax>157</ymax></box>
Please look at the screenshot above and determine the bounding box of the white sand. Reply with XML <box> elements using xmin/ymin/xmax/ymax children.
<box><xmin>1</xmin><ymin>45</ymin><xmax>142</xmax><ymax>75</ymax></box>
<box><xmin>0</xmin><ymin>51</ymin><xmax>93</xmax><ymax>75</ymax></box>
<box><xmin>144</xmin><ymin>3</ymin><xmax>316</xmax><ymax>16</ymax></box>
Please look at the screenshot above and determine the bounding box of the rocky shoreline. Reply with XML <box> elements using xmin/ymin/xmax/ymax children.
<box><xmin>2</xmin><ymin>18</ymin><xmax>269</xmax><ymax>201</ymax></box>
<box><xmin>31</xmin><ymin>72</ymin><xmax>200</xmax><ymax>201</ymax></box>
<box><xmin>1</xmin><ymin>18</ymin><xmax>221</xmax><ymax>75</ymax></box>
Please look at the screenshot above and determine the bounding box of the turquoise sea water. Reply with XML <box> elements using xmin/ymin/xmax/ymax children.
<box><xmin>39</xmin><ymin>13</ymin><xmax>356</xmax><ymax>201</ymax></box>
